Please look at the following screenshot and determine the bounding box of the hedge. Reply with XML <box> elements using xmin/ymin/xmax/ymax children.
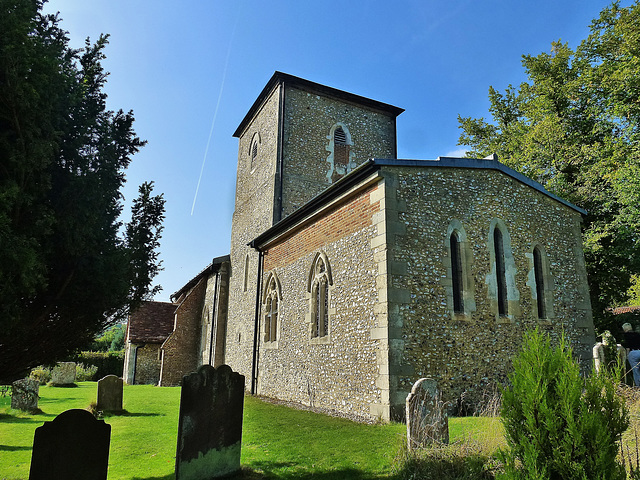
<box><xmin>75</xmin><ymin>351</ymin><xmax>124</xmax><ymax>380</ymax></box>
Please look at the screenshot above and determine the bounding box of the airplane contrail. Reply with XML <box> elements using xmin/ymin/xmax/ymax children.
<box><xmin>191</xmin><ymin>4</ymin><xmax>242</xmax><ymax>216</ymax></box>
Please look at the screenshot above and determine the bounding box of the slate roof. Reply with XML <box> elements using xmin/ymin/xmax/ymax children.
<box><xmin>233</xmin><ymin>71</ymin><xmax>404</xmax><ymax>138</ymax></box>
<box><xmin>127</xmin><ymin>301</ymin><xmax>177</xmax><ymax>343</ymax></box>
<box><xmin>249</xmin><ymin>157</ymin><xmax>587</xmax><ymax>250</ymax></box>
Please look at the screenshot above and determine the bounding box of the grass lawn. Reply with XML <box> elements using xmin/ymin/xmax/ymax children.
<box><xmin>0</xmin><ymin>382</ymin><xmax>498</xmax><ymax>480</ymax></box>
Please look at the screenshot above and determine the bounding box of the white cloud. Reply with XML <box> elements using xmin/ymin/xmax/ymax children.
<box><xmin>443</xmin><ymin>147</ymin><xmax>468</xmax><ymax>158</ymax></box>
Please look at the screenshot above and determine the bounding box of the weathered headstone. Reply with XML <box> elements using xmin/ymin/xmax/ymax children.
<box><xmin>593</xmin><ymin>342</ymin><xmax>627</xmax><ymax>372</ymax></box>
<box><xmin>29</xmin><ymin>408</ymin><xmax>111</xmax><ymax>480</ymax></box>
<box><xmin>175</xmin><ymin>364</ymin><xmax>245</xmax><ymax>480</ymax></box>
<box><xmin>406</xmin><ymin>377</ymin><xmax>449</xmax><ymax>449</ymax></box>
<box><xmin>51</xmin><ymin>362</ymin><xmax>76</xmax><ymax>386</ymax></box>
<box><xmin>11</xmin><ymin>378</ymin><xmax>39</xmax><ymax>411</ymax></box>
<box><xmin>97</xmin><ymin>375</ymin><xmax>123</xmax><ymax>412</ymax></box>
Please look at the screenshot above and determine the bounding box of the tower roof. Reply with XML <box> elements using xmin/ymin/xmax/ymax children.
<box><xmin>233</xmin><ymin>71</ymin><xmax>404</xmax><ymax>138</ymax></box>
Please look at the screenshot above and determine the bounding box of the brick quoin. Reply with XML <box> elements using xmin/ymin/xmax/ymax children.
<box><xmin>264</xmin><ymin>185</ymin><xmax>380</xmax><ymax>271</ymax></box>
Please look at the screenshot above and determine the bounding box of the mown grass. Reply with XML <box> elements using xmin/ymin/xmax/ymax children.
<box><xmin>0</xmin><ymin>382</ymin><xmax>504</xmax><ymax>480</ymax></box>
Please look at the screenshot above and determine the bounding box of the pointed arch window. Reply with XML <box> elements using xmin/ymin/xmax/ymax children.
<box><xmin>307</xmin><ymin>253</ymin><xmax>333</xmax><ymax>341</ymax></box>
<box><xmin>533</xmin><ymin>246</ymin><xmax>546</xmax><ymax>319</ymax></box>
<box><xmin>450</xmin><ymin>232</ymin><xmax>464</xmax><ymax>314</ymax></box>
<box><xmin>262</xmin><ymin>273</ymin><xmax>281</xmax><ymax>344</ymax></box>
<box><xmin>249</xmin><ymin>133</ymin><xmax>260</xmax><ymax>172</ymax></box>
<box><xmin>334</xmin><ymin>126</ymin><xmax>349</xmax><ymax>167</ymax></box>
<box><xmin>327</xmin><ymin>124</ymin><xmax>354</xmax><ymax>183</ymax></box>
<box><xmin>243</xmin><ymin>254</ymin><xmax>250</xmax><ymax>292</ymax></box>
<box><xmin>494</xmin><ymin>227</ymin><xmax>508</xmax><ymax>316</ymax></box>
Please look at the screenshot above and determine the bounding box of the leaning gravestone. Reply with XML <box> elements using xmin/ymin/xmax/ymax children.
<box><xmin>51</xmin><ymin>362</ymin><xmax>76</xmax><ymax>386</ymax></box>
<box><xmin>97</xmin><ymin>375</ymin><xmax>123</xmax><ymax>412</ymax></box>
<box><xmin>405</xmin><ymin>377</ymin><xmax>449</xmax><ymax>449</ymax></box>
<box><xmin>11</xmin><ymin>378</ymin><xmax>39</xmax><ymax>411</ymax></box>
<box><xmin>175</xmin><ymin>364</ymin><xmax>245</xmax><ymax>480</ymax></box>
<box><xmin>29</xmin><ymin>408</ymin><xmax>111</xmax><ymax>480</ymax></box>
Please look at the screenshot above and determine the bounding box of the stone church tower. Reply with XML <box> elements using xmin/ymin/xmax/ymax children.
<box><xmin>224</xmin><ymin>72</ymin><xmax>404</xmax><ymax>388</ymax></box>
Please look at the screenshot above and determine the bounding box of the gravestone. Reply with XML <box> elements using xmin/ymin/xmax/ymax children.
<box><xmin>51</xmin><ymin>362</ymin><xmax>76</xmax><ymax>386</ymax></box>
<box><xmin>29</xmin><ymin>408</ymin><xmax>111</xmax><ymax>480</ymax></box>
<box><xmin>175</xmin><ymin>364</ymin><xmax>245</xmax><ymax>480</ymax></box>
<box><xmin>593</xmin><ymin>342</ymin><xmax>627</xmax><ymax>372</ymax></box>
<box><xmin>11</xmin><ymin>378</ymin><xmax>39</xmax><ymax>411</ymax></box>
<box><xmin>97</xmin><ymin>375</ymin><xmax>123</xmax><ymax>412</ymax></box>
<box><xmin>405</xmin><ymin>377</ymin><xmax>449</xmax><ymax>449</ymax></box>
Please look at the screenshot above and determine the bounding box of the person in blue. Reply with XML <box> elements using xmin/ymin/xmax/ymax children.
<box><xmin>622</xmin><ymin>323</ymin><xmax>640</xmax><ymax>386</ymax></box>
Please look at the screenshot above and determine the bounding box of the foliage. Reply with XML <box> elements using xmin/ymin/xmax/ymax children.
<box><xmin>628</xmin><ymin>275</ymin><xmax>640</xmax><ymax>306</ymax></box>
<box><xmin>29</xmin><ymin>366</ymin><xmax>52</xmax><ymax>385</ymax></box>
<box><xmin>75</xmin><ymin>351</ymin><xmax>124</xmax><ymax>379</ymax></box>
<box><xmin>500</xmin><ymin>329</ymin><xmax>629</xmax><ymax>479</ymax></box>
<box><xmin>91</xmin><ymin>323</ymin><xmax>126</xmax><ymax>352</ymax></box>
<box><xmin>457</xmin><ymin>1</ymin><xmax>640</xmax><ymax>328</ymax></box>
<box><xmin>75</xmin><ymin>363</ymin><xmax>98</xmax><ymax>381</ymax></box>
<box><xmin>0</xmin><ymin>0</ymin><xmax>165</xmax><ymax>383</ymax></box>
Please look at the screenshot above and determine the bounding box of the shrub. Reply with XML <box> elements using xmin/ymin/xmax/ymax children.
<box><xmin>29</xmin><ymin>366</ymin><xmax>52</xmax><ymax>385</ymax></box>
<box><xmin>500</xmin><ymin>329</ymin><xmax>629</xmax><ymax>480</ymax></box>
<box><xmin>75</xmin><ymin>363</ymin><xmax>98</xmax><ymax>381</ymax></box>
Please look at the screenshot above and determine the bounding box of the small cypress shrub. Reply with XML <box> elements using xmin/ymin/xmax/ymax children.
<box><xmin>500</xmin><ymin>329</ymin><xmax>629</xmax><ymax>480</ymax></box>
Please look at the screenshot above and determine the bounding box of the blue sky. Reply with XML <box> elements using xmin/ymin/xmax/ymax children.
<box><xmin>43</xmin><ymin>0</ymin><xmax>622</xmax><ymax>302</ymax></box>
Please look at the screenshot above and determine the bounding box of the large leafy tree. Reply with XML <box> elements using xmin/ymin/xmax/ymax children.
<box><xmin>0</xmin><ymin>0</ymin><xmax>165</xmax><ymax>382</ymax></box>
<box><xmin>458</xmin><ymin>1</ymin><xmax>640</xmax><ymax>330</ymax></box>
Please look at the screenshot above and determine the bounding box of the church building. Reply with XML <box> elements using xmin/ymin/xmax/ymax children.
<box><xmin>124</xmin><ymin>72</ymin><xmax>595</xmax><ymax>422</ymax></box>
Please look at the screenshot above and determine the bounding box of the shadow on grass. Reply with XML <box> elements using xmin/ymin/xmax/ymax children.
<box><xmin>103</xmin><ymin>410</ymin><xmax>164</xmax><ymax>418</ymax></box>
<box><xmin>0</xmin><ymin>413</ymin><xmax>54</xmax><ymax>423</ymax></box>
<box><xmin>0</xmin><ymin>444</ymin><xmax>32</xmax><ymax>452</ymax></box>
<box><xmin>131</xmin><ymin>464</ymin><xmax>393</xmax><ymax>480</ymax></box>
<box><xmin>131</xmin><ymin>476</ymin><xmax>174</xmax><ymax>480</ymax></box>
<box><xmin>224</xmin><ymin>463</ymin><xmax>392</xmax><ymax>480</ymax></box>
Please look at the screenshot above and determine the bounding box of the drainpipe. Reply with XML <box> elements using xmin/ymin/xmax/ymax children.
<box><xmin>208</xmin><ymin>271</ymin><xmax>219</xmax><ymax>366</ymax></box>
<box><xmin>250</xmin><ymin>250</ymin><xmax>264</xmax><ymax>394</ymax></box>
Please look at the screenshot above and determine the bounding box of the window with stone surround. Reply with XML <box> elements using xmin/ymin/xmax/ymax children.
<box><xmin>262</xmin><ymin>272</ymin><xmax>281</xmax><ymax>345</ymax></box>
<box><xmin>529</xmin><ymin>244</ymin><xmax>554</xmax><ymax>322</ymax></box>
<box><xmin>494</xmin><ymin>228</ymin><xmax>508</xmax><ymax>316</ymax></box>
<box><xmin>326</xmin><ymin>123</ymin><xmax>354</xmax><ymax>183</ymax></box>
<box><xmin>307</xmin><ymin>252</ymin><xmax>334</xmax><ymax>343</ymax></box>
<box><xmin>450</xmin><ymin>232</ymin><xmax>464</xmax><ymax>313</ymax></box>
<box><xmin>444</xmin><ymin>220</ymin><xmax>476</xmax><ymax>318</ymax></box>
<box><xmin>487</xmin><ymin>219</ymin><xmax>519</xmax><ymax>322</ymax></box>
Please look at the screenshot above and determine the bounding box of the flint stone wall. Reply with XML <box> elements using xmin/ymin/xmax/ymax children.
<box><xmin>386</xmin><ymin>166</ymin><xmax>595</xmax><ymax>410</ymax></box>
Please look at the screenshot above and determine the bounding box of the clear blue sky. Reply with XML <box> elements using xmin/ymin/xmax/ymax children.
<box><xmin>43</xmin><ymin>0</ymin><xmax>623</xmax><ymax>302</ymax></box>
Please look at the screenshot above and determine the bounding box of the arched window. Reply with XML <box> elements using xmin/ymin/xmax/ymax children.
<box><xmin>326</xmin><ymin>124</ymin><xmax>354</xmax><ymax>183</ymax></box>
<box><xmin>533</xmin><ymin>246</ymin><xmax>546</xmax><ymax>319</ymax></box>
<box><xmin>262</xmin><ymin>273</ymin><xmax>281</xmax><ymax>343</ymax></box>
<box><xmin>243</xmin><ymin>254</ymin><xmax>250</xmax><ymax>292</ymax></box>
<box><xmin>249</xmin><ymin>133</ymin><xmax>260</xmax><ymax>172</ymax></box>
<box><xmin>450</xmin><ymin>232</ymin><xmax>464</xmax><ymax>314</ymax></box>
<box><xmin>494</xmin><ymin>227</ymin><xmax>508</xmax><ymax>316</ymax></box>
<box><xmin>445</xmin><ymin>220</ymin><xmax>475</xmax><ymax>318</ymax></box>
<box><xmin>308</xmin><ymin>253</ymin><xmax>333</xmax><ymax>340</ymax></box>
<box><xmin>334</xmin><ymin>126</ymin><xmax>349</xmax><ymax>168</ymax></box>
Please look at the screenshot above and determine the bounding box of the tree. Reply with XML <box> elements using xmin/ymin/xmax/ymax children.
<box><xmin>501</xmin><ymin>329</ymin><xmax>628</xmax><ymax>479</ymax></box>
<box><xmin>0</xmin><ymin>0</ymin><xmax>165</xmax><ymax>383</ymax></box>
<box><xmin>457</xmin><ymin>1</ymin><xmax>640</xmax><ymax>330</ymax></box>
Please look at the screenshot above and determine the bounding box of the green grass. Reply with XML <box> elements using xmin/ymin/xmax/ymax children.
<box><xmin>0</xmin><ymin>383</ymin><xmax>501</xmax><ymax>480</ymax></box>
